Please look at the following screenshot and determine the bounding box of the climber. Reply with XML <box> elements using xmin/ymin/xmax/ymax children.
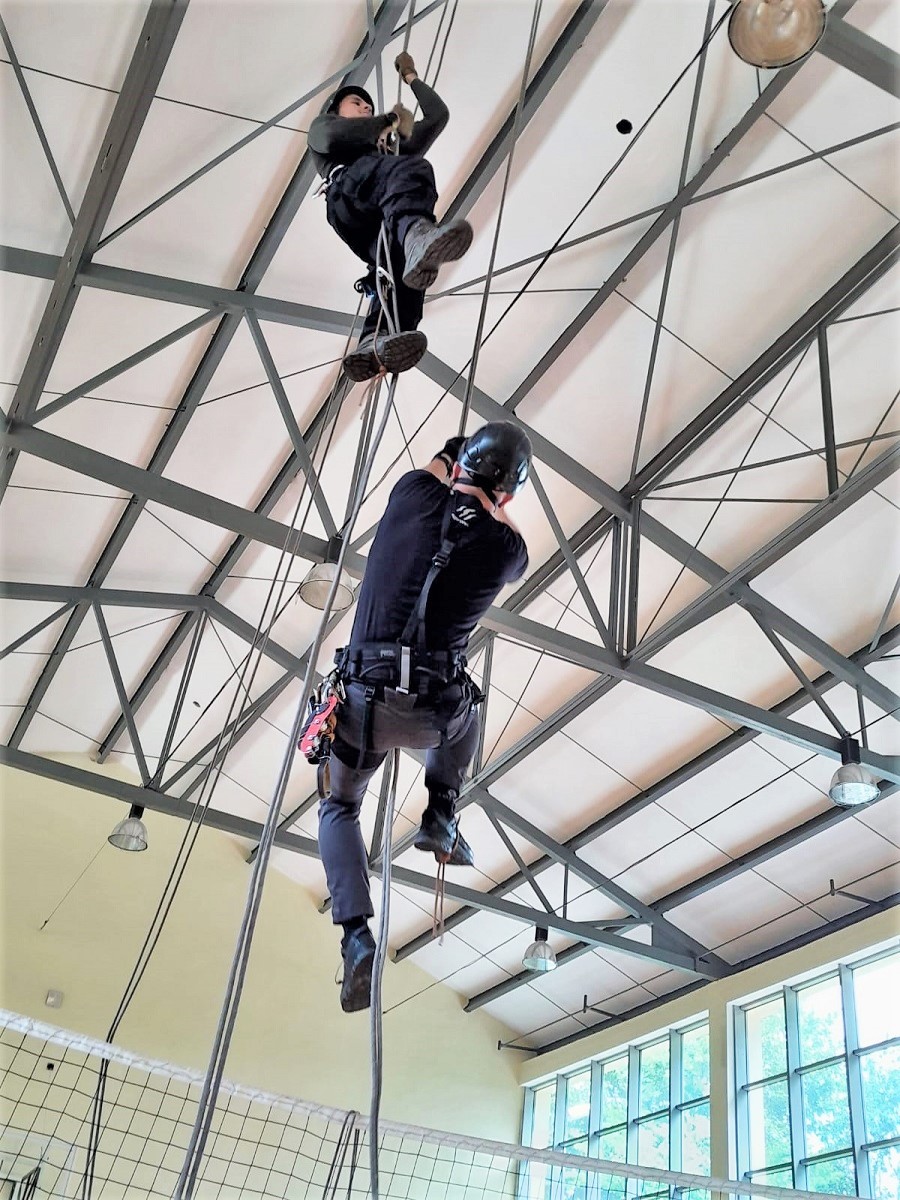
<box><xmin>317</xmin><ymin>422</ymin><xmax>532</xmax><ymax>1011</ymax></box>
<box><xmin>308</xmin><ymin>51</ymin><xmax>473</xmax><ymax>383</ymax></box>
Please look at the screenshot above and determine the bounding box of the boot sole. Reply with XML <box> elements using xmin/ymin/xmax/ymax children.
<box><xmin>403</xmin><ymin>222</ymin><xmax>473</xmax><ymax>290</ymax></box>
<box><xmin>340</xmin><ymin>949</ymin><xmax>375</xmax><ymax>1013</ymax></box>
<box><xmin>413</xmin><ymin>833</ymin><xmax>475</xmax><ymax>868</ymax></box>
<box><xmin>342</xmin><ymin>331</ymin><xmax>427</xmax><ymax>382</ymax></box>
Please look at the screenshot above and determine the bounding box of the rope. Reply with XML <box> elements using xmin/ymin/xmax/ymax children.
<box><xmin>431</xmin><ymin>861</ymin><xmax>446</xmax><ymax>943</ymax></box>
<box><xmin>322</xmin><ymin>1109</ymin><xmax>358</xmax><ymax>1198</ymax></box>
<box><xmin>368</xmin><ymin>748</ymin><xmax>400</xmax><ymax>1200</ymax></box>
<box><xmin>79</xmin><ymin>302</ymin><xmax>365</xmax><ymax>1199</ymax></box>
<box><xmin>174</xmin><ymin>373</ymin><xmax>402</xmax><ymax>1198</ymax></box>
<box><xmin>396</xmin><ymin>0</ymin><xmax>416</xmax><ymax>104</ymax></box>
<box><xmin>457</xmin><ymin>0</ymin><xmax>543</xmax><ymax>436</ymax></box>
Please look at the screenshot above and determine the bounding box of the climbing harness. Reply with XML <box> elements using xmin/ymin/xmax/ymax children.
<box><xmin>297</xmin><ymin>672</ymin><xmax>345</xmax><ymax>798</ymax></box>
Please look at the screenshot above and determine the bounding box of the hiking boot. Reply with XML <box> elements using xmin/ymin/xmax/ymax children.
<box><xmin>339</xmin><ymin>926</ymin><xmax>376</xmax><ymax>1013</ymax></box>
<box><xmin>342</xmin><ymin>330</ymin><xmax>427</xmax><ymax>382</ymax></box>
<box><xmin>402</xmin><ymin>218</ymin><xmax>473</xmax><ymax>291</ymax></box>
<box><xmin>414</xmin><ymin>809</ymin><xmax>475</xmax><ymax>868</ymax></box>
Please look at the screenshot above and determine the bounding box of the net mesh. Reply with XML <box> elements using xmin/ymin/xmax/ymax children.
<box><xmin>0</xmin><ymin>1010</ymin><xmax>842</xmax><ymax>1200</ymax></box>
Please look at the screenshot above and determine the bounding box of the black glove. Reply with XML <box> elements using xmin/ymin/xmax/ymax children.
<box><xmin>434</xmin><ymin>435</ymin><xmax>466</xmax><ymax>476</ymax></box>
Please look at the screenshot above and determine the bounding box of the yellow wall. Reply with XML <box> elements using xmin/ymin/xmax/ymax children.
<box><xmin>0</xmin><ymin>759</ymin><xmax>525</xmax><ymax>1142</ymax></box>
<box><xmin>518</xmin><ymin>905</ymin><xmax>899</xmax><ymax>1177</ymax></box>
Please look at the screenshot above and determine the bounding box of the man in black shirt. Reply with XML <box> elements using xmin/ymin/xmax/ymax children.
<box><xmin>318</xmin><ymin>422</ymin><xmax>531</xmax><ymax>1011</ymax></box>
<box><xmin>308</xmin><ymin>51</ymin><xmax>473</xmax><ymax>382</ymax></box>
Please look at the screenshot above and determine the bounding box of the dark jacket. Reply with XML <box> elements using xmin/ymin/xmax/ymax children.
<box><xmin>308</xmin><ymin>78</ymin><xmax>449</xmax><ymax>179</ymax></box>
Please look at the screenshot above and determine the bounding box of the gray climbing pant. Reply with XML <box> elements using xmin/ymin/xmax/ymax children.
<box><xmin>318</xmin><ymin>680</ymin><xmax>480</xmax><ymax>923</ymax></box>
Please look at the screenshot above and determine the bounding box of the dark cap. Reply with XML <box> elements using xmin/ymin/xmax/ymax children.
<box><xmin>327</xmin><ymin>85</ymin><xmax>376</xmax><ymax>114</ymax></box>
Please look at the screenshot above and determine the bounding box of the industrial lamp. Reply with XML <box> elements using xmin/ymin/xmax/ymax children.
<box><xmin>297</xmin><ymin>535</ymin><xmax>355</xmax><ymax>614</ymax></box>
<box><xmin>522</xmin><ymin>928</ymin><xmax>557</xmax><ymax>973</ymax></box>
<box><xmin>108</xmin><ymin>805</ymin><xmax>148</xmax><ymax>852</ymax></box>
<box><xmin>728</xmin><ymin>0</ymin><xmax>826</xmax><ymax>68</ymax></box>
<box><xmin>829</xmin><ymin>737</ymin><xmax>880</xmax><ymax>808</ymax></box>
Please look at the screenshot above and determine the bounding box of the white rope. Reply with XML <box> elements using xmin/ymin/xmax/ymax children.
<box><xmin>368</xmin><ymin>748</ymin><xmax>399</xmax><ymax>1199</ymax></box>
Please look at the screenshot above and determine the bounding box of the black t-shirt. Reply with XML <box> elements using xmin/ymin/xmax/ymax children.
<box><xmin>350</xmin><ymin>470</ymin><xmax>528</xmax><ymax>653</ymax></box>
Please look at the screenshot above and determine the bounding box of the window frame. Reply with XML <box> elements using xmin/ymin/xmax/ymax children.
<box><xmin>734</xmin><ymin>944</ymin><xmax>900</xmax><ymax>1198</ymax></box>
<box><xmin>521</xmin><ymin>1016</ymin><xmax>710</xmax><ymax>1196</ymax></box>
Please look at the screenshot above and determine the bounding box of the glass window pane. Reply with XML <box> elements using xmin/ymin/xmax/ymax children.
<box><xmin>801</xmin><ymin>1062</ymin><xmax>851</xmax><ymax>1156</ymax></box>
<box><xmin>600</xmin><ymin>1056</ymin><xmax>628</xmax><ymax>1129</ymax></box>
<box><xmin>639</xmin><ymin>1040</ymin><xmax>669</xmax><ymax>1116</ymax></box>
<box><xmin>682</xmin><ymin>1025</ymin><xmax>710</xmax><ymax>1102</ymax></box>
<box><xmin>750</xmin><ymin>1166</ymin><xmax>794</xmax><ymax>1188</ymax></box>
<box><xmin>530</xmin><ymin>1083</ymin><xmax>556</xmax><ymax>1149</ymax></box>
<box><xmin>745</xmin><ymin>996</ymin><xmax>787</xmax><ymax>1081</ymax></box>
<box><xmin>746</xmin><ymin>1079</ymin><xmax>791</xmax><ymax>1171</ymax></box>
<box><xmin>682</xmin><ymin>1102</ymin><xmax>711</xmax><ymax>1175</ymax></box>
<box><xmin>861</xmin><ymin>1044</ymin><xmax>900</xmax><ymax>1143</ymax></box>
<box><xmin>805</xmin><ymin>1156</ymin><xmax>856</xmax><ymax>1195</ymax></box>
<box><xmin>598</xmin><ymin>1128</ymin><xmax>626</xmax><ymax>1164</ymax></box>
<box><xmin>636</xmin><ymin>1115</ymin><xmax>668</xmax><ymax>1170</ymax></box>
<box><xmin>854</xmin><ymin>952</ymin><xmax>900</xmax><ymax>1046</ymax></box>
<box><xmin>563</xmin><ymin>1071</ymin><xmax>591</xmax><ymax>1142</ymax></box>
<box><xmin>797</xmin><ymin>977</ymin><xmax>845</xmax><ymax>1065</ymax></box>
<box><xmin>869</xmin><ymin>1145</ymin><xmax>900</xmax><ymax>1200</ymax></box>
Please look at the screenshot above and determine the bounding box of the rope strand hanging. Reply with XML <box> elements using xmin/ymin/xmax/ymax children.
<box><xmin>457</xmin><ymin>0</ymin><xmax>543</xmax><ymax>435</ymax></box>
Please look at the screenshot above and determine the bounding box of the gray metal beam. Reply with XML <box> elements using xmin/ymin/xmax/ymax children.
<box><xmin>396</xmin><ymin>628</ymin><xmax>897</xmax><ymax>964</ymax></box>
<box><xmin>443</xmin><ymin>0</ymin><xmax>609</xmax><ymax>222</ymax></box>
<box><xmin>632</xmin><ymin>226</ymin><xmax>899</xmax><ymax>492</ymax></box>
<box><xmin>0</xmin><ymin>13</ymin><xmax>75</xmax><ymax>225</ymax></box>
<box><xmin>818</xmin><ymin>16</ymin><xmax>900</xmax><ymax>97</ymax></box>
<box><xmin>502</xmin><ymin>67</ymin><xmax>805</xmax><ymax>415</ymax></box>
<box><xmin>3</xmin><ymin>0</ymin><xmax>406</xmax><ymax>752</ymax></box>
<box><xmin>478</xmin><ymin>793</ymin><xmax>728</xmax><ymax>970</ymax></box>
<box><xmin>533</xmin><ymin>892</ymin><xmax>899</xmax><ymax>1056</ymax></box>
<box><xmin>0</xmin><ymin>0</ymin><xmax>188</xmax><ymax>496</ymax></box>
<box><xmin>477</xmin><ymin>608</ymin><xmax>900</xmax><ymax>778</ymax></box>
<box><xmin>0</xmin><ymin>743</ymin><xmax>319</xmax><ymax>854</ymax></box>
<box><xmin>0</xmin><ymin>421</ymin><xmax>357</xmax><ymax>570</ymax></box>
<box><xmin>96</xmin><ymin>394</ymin><xmax>346</xmax><ymax>761</ymax></box>
<box><xmin>386</xmin><ymin>866</ymin><xmax>722</xmax><ymax>978</ymax></box>
<box><xmin>0</xmin><ymin>581</ymin><xmax>208</xmax><ymax>610</ymax></box>
<box><xmin>415</xmin><ymin>341</ymin><xmax>900</xmax><ymax>715</ymax></box>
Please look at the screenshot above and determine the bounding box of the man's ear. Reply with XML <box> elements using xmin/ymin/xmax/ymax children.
<box><xmin>496</xmin><ymin>493</ymin><xmax>512</xmax><ymax>508</ymax></box>
<box><xmin>451</xmin><ymin>463</ymin><xmax>463</xmax><ymax>481</ymax></box>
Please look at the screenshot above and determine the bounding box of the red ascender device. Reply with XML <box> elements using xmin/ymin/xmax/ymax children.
<box><xmin>298</xmin><ymin>676</ymin><xmax>344</xmax><ymax>766</ymax></box>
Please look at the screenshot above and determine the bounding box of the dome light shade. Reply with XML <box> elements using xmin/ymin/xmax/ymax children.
<box><xmin>297</xmin><ymin>561</ymin><xmax>355</xmax><ymax>613</ymax></box>
<box><xmin>522</xmin><ymin>928</ymin><xmax>557</xmax><ymax>973</ymax></box>
<box><xmin>108</xmin><ymin>805</ymin><xmax>148</xmax><ymax>852</ymax></box>
<box><xmin>728</xmin><ymin>0</ymin><xmax>826</xmax><ymax>68</ymax></box>
<box><xmin>829</xmin><ymin>762</ymin><xmax>880</xmax><ymax>808</ymax></box>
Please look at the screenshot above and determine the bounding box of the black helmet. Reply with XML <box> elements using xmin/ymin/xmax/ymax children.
<box><xmin>458</xmin><ymin>422</ymin><xmax>532</xmax><ymax>495</ymax></box>
<box><xmin>327</xmin><ymin>85</ymin><xmax>375</xmax><ymax>114</ymax></box>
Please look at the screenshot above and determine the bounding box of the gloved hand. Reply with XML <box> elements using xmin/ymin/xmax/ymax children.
<box><xmin>390</xmin><ymin>102</ymin><xmax>414</xmax><ymax>139</ymax></box>
<box><xmin>395</xmin><ymin>51</ymin><xmax>417</xmax><ymax>82</ymax></box>
<box><xmin>434</xmin><ymin>435</ymin><xmax>466</xmax><ymax>476</ymax></box>
<box><xmin>377</xmin><ymin>115</ymin><xmax>399</xmax><ymax>154</ymax></box>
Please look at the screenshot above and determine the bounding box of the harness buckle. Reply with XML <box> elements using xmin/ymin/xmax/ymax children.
<box><xmin>398</xmin><ymin>645</ymin><xmax>412</xmax><ymax>694</ymax></box>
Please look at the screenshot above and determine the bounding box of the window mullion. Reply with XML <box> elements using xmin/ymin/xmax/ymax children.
<box><xmin>626</xmin><ymin>1044</ymin><xmax>640</xmax><ymax>1171</ymax></box>
<box><xmin>734</xmin><ymin>1004</ymin><xmax>751</xmax><ymax>1180</ymax></box>
<box><xmin>840</xmin><ymin>962</ymin><xmax>871</xmax><ymax>1198</ymax></box>
<box><xmin>669</xmin><ymin>1027</ymin><xmax>682</xmax><ymax>1177</ymax></box>
<box><xmin>783</xmin><ymin>985</ymin><xmax>806</xmax><ymax>1190</ymax></box>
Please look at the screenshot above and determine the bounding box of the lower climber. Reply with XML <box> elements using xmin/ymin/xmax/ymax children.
<box><xmin>308</xmin><ymin>51</ymin><xmax>473</xmax><ymax>383</ymax></box>
<box><xmin>318</xmin><ymin>422</ymin><xmax>531</xmax><ymax>1011</ymax></box>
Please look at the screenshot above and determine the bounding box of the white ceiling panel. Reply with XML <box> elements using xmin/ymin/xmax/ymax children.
<box><xmin>668</xmin><ymin>870</ymin><xmax>801</xmax><ymax>946</ymax></box>
<box><xmin>716</xmin><ymin>905</ymin><xmax>826</xmax><ymax>966</ymax></box>
<box><xmin>753</xmin><ymin>817</ymin><xmax>899</xmax><ymax>903</ymax></box>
